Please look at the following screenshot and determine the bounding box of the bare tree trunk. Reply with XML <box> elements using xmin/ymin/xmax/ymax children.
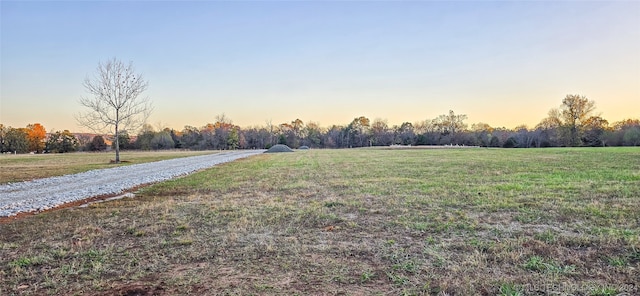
<box><xmin>115</xmin><ymin>124</ymin><xmax>120</xmax><ymax>163</ymax></box>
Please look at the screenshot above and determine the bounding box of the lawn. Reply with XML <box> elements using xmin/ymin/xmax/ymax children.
<box><xmin>1</xmin><ymin>148</ymin><xmax>638</xmax><ymax>295</ymax></box>
<box><xmin>0</xmin><ymin>150</ymin><xmax>217</xmax><ymax>184</ymax></box>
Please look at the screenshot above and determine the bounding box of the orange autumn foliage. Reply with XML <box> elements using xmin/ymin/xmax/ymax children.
<box><xmin>27</xmin><ymin>123</ymin><xmax>46</xmax><ymax>153</ymax></box>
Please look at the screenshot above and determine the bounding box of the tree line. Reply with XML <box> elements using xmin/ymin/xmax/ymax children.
<box><xmin>0</xmin><ymin>125</ymin><xmax>80</xmax><ymax>154</ymax></box>
<box><xmin>1</xmin><ymin>95</ymin><xmax>639</xmax><ymax>154</ymax></box>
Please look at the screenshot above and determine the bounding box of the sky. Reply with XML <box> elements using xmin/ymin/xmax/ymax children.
<box><xmin>1</xmin><ymin>0</ymin><xmax>639</xmax><ymax>132</ymax></box>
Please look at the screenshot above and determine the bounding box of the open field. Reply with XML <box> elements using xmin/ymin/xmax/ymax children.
<box><xmin>1</xmin><ymin>148</ymin><xmax>639</xmax><ymax>295</ymax></box>
<box><xmin>0</xmin><ymin>150</ymin><xmax>217</xmax><ymax>184</ymax></box>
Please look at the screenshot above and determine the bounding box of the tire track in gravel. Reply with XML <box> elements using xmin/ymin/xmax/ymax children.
<box><xmin>0</xmin><ymin>150</ymin><xmax>265</xmax><ymax>217</ymax></box>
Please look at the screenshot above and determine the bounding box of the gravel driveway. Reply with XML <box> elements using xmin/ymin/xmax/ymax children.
<box><xmin>0</xmin><ymin>150</ymin><xmax>265</xmax><ymax>217</ymax></box>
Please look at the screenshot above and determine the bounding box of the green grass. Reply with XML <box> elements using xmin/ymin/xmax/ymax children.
<box><xmin>498</xmin><ymin>283</ymin><xmax>523</xmax><ymax>296</ymax></box>
<box><xmin>0</xmin><ymin>150</ymin><xmax>217</xmax><ymax>184</ymax></box>
<box><xmin>1</xmin><ymin>147</ymin><xmax>639</xmax><ymax>295</ymax></box>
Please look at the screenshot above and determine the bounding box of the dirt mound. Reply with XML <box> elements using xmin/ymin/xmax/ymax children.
<box><xmin>265</xmin><ymin>144</ymin><xmax>294</xmax><ymax>153</ymax></box>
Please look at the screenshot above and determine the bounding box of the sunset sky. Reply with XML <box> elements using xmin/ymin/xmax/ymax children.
<box><xmin>1</xmin><ymin>1</ymin><xmax>639</xmax><ymax>132</ymax></box>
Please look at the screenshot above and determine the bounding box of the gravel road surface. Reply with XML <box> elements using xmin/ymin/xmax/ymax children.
<box><xmin>0</xmin><ymin>150</ymin><xmax>265</xmax><ymax>217</ymax></box>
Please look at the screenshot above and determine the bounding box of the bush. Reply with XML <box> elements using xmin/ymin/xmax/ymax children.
<box><xmin>87</xmin><ymin>135</ymin><xmax>107</xmax><ymax>151</ymax></box>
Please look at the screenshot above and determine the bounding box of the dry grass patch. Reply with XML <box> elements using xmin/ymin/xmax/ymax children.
<box><xmin>1</xmin><ymin>148</ymin><xmax>639</xmax><ymax>295</ymax></box>
<box><xmin>0</xmin><ymin>150</ymin><xmax>217</xmax><ymax>184</ymax></box>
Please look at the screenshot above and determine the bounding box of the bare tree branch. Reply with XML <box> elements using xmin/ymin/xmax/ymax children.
<box><xmin>76</xmin><ymin>58</ymin><xmax>153</xmax><ymax>162</ymax></box>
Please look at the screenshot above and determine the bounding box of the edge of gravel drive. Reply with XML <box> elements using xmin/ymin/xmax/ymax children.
<box><xmin>0</xmin><ymin>185</ymin><xmax>149</xmax><ymax>224</ymax></box>
<box><xmin>0</xmin><ymin>150</ymin><xmax>266</xmax><ymax>223</ymax></box>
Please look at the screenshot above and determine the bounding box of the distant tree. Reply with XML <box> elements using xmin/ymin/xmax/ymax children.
<box><xmin>4</xmin><ymin>127</ymin><xmax>30</xmax><ymax>153</ymax></box>
<box><xmin>613</xmin><ymin>119</ymin><xmax>640</xmax><ymax>130</ymax></box>
<box><xmin>87</xmin><ymin>135</ymin><xmax>107</xmax><ymax>151</ymax></box>
<box><xmin>169</xmin><ymin>129</ymin><xmax>182</xmax><ymax>149</ymax></box>
<box><xmin>395</xmin><ymin>122</ymin><xmax>416</xmax><ymax>145</ymax></box>
<box><xmin>513</xmin><ymin>125</ymin><xmax>535</xmax><ymax>148</ymax></box>
<box><xmin>227</xmin><ymin>128</ymin><xmax>240</xmax><ymax>150</ymax></box>
<box><xmin>449</xmin><ymin>110</ymin><xmax>468</xmax><ymax>139</ymax></box>
<box><xmin>26</xmin><ymin>123</ymin><xmax>46</xmax><ymax>153</ymax></box>
<box><xmin>150</xmin><ymin>131</ymin><xmax>175</xmax><ymax>149</ymax></box>
<box><xmin>203</xmin><ymin>114</ymin><xmax>236</xmax><ymax>150</ymax></box>
<box><xmin>279</xmin><ymin>122</ymin><xmax>299</xmax><ymax>148</ymax></box>
<box><xmin>77</xmin><ymin>58</ymin><xmax>153</xmax><ymax>163</ymax></box>
<box><xmin>535</xmin><ymin>108</ymin><xmax>564</xmax><ymax>147</ymax></box>
<box><xmin>238</xmin><ymin>129</ymin><xmax>247</xmax><ymax>149</ymax></box>
<box><xmin>291</xmin><ymin>119</ymin><xmax>305</xmax><ymax>148</ymax></box>
<box><xmin>135</xmin><ymin>124</ymin><xmax>156</xmax><ymax>150</ymax></box>
<box><xmin>200</xmin><ymin>123</ymin><xmax>216</xmax><ymax>149</ymax></box>
<box><xmin>347</xmin><ymin>116</ymin><xmax>371</xmax><ymax>147</ymax></box>
<box><xmin>277</xmin><ymin>134</ymin><xmax>288</xmax><ymax>146</ymax></box>
<box><xmin>46</xmin><ymin>130</ymin><xmax>79</xmax><ymax>153</ymax></box>
<box><xmin>502</xmin><ymin>136</ymin><xmax>517</xmax><ymax>148</ymax></box>
<box><xmin>471</xmin><ymin>122</ymin><xmax>494</xmax><ymax>147</ymax></box>
<box><xmin>0</xmin><ymin>124</ymin><xmax>7</xmax><ymax>152</ymax></box>
<box><xmin>112</xmin><ymin>131</ymin><xmax>132</xmax><ymax>150</ymax></box>
<box><xmin>370</xmin><ymin>118</ymin><xmax>393</xmax><ymax>146</ymax></box>
<box><xmin>181</xmin><ymin>126</ymin><xmax>203</xmax><ymax>149</ymax></box>
<box><xmin>242</xmin><ymin>126</ymin><xmax>271</xmax><ymax>149</ymax></box>
<box><xmin>582</xmin><ymin>116</ymin><xmax>609</xmax><ymax>146</ymax></box>
<box><xmin>291</xmin><ymin>119</ymin><xmax>305</xmax><ymax>139</ymax></box>
<box><xmin>302</xmin><ymin>122</ymin><xmax>324</xmax><ymax>148</ymax></box>
<box><xmin>623</xmin><ymin>127</ymin><xmax>640</xmax><ymax>146</ymax></box>
<box><xmin>608</xmin><ymin>119</ymin><xmax>640</xmax><ymax>146</ymax></box>
<box><xmin>560</xmin><ymin>94</ymin><xmax>596</xmax><ymax>146</ymax></box>
<box><xmin>432</xmin><ymin>110</ymin><xmax>468</xmax><ymax>144</ymax></box>
<box><xmin>490</xmin><ymin>128</ymin><xmax>512</xmax><ymax>147</ymax></box>
<box><xmin>265</xmin><ymin>119</ymin><xmax>276</xmax><ymax>147</ymax></box>
<box><xmin>488</xmin><ymin>134</ymin><xmax>501</xmax><ymax>147</ymax></box>
<box><xmin>75</xmin><ymin>134</ymin><xmax>93</xmax><ymax>151</ymax></box>
<box><xmin>324</xmin><ymin>125</ymin><xmax>344</xmax><ymax>148</ymax></box>
<box><xmin>414</xmin><ymin>119</ymin><xmax>439</xmax><ymax>145</ymax></box>
<box><xmin>535</xmin><ymin>95</ymin><xmax>599</xmax><ymax>146</ymax></box>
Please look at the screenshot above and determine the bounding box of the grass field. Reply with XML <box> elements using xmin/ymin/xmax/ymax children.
<box><xmin>0</xmin><ymin>150</ymin><xmax>217</xmax><ymax>184</ymax></box>
<box><xmin>1</xmin><ymin>148</ymin><xmax>639</xmax><ymax>295</ymax></box>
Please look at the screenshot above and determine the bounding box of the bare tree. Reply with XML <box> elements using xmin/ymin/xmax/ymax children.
<box><xmin>77</xmin><ymin>58</ymin><xmax>152</xmax><ymax>163</ymax></box>
<box><xmin>432</xmin><ymin>110</ymin><xmax>468</xmax><ymax>144</ymax></box>
<box><xmin>265</xmin><ymin>119</ymin><xmax>275</xmax><ymax>146</ymax></box>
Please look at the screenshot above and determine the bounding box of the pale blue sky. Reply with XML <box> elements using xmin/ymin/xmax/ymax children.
<box><xmin>1</xmin><ymin>1</ymin><xmax>639</xmax><ymax>132</ymax></box>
